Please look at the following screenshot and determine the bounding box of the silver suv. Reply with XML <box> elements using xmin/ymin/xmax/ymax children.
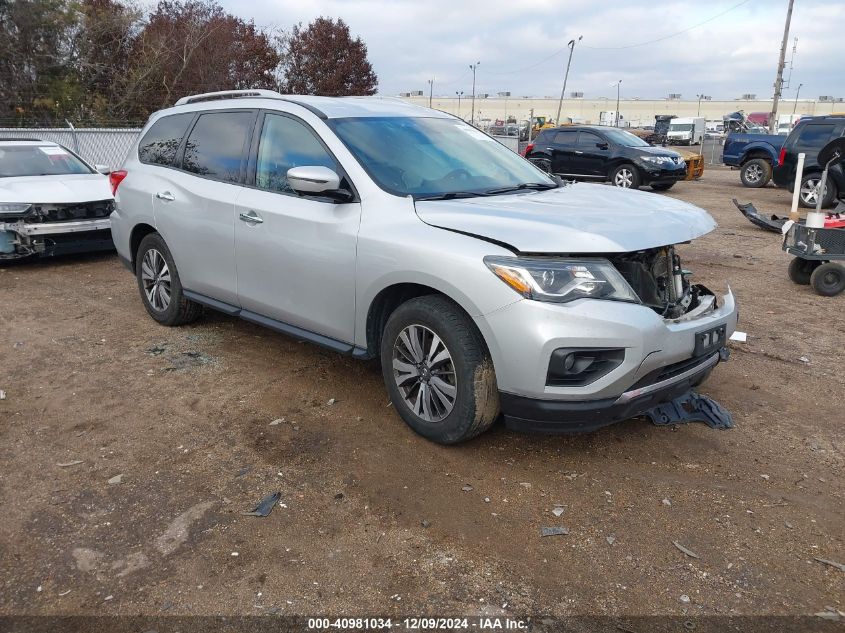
<box><xmin>110</xmin><ymin>90</ymin><xmax>738</xmax><ymax>444</ymax></box>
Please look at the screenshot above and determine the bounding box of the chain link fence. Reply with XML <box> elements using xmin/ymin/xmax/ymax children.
<box><xmin>0</xmin><ymin>125</ymin><xmax>142</xmax><ymax>169</ymax></box>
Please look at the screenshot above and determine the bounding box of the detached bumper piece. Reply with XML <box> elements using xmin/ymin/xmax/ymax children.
<box><xmin>645</xmin><ymin>391</ymin><xmax>733</xmax><ymax>430</ymax></box>
<box><xmin>733</xmin><ymin>198</ymin><xmax>788</xmax><ymax>233</ymax></box>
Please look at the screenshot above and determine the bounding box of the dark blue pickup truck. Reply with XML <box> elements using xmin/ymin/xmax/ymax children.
<box><xmin>722</xmin><ymin>132</ymin><xmax>785</xmax><ymax>188</ymax></box>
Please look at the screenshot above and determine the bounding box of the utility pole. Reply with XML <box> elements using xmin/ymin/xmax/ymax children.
<box><xmin>614</xmin><ymin>80</ymin><xmax>622</xmax><ymax>127</ymax></box>
<box><xmin>793</xmin><ymin>83</ymin><xmax>802</xmax><ymax>114</ymax></box>
<box><xmin>427</xmin><ymin>78</ymin><xmax>434</xmax><ymax>108</ymax></box>
<box><xmin>469</xmin><ymin>62</ymin><xmax>480</xmax><ymax>126</ymax></box>
<box><xmin>455</xmin><ymin>91</ymin><xmax>463</xmax><ymax>119</ymax></box>
<box><xmin>555</xmin><ymin>36</ymin><xmax>582</xmax><ymax>126</ymax></box>
<box><xmin>769</xmin><ymin>0</ymin><xmax>795</xmax><ymax>133</ymax></box>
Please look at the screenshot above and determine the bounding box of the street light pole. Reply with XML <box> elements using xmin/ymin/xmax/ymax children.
<box><xmin>769</xmin><ymin>0</ymin><xmax>795</xmax><ymax>133</ymax></box>
<box><xmin>555</xmin><ymin>36</ymin><xmax>582</xmax><ymax>126</ymax></box>
<box><xmin>427</xmin><ymin>78</ymin><xmax>434</xmax><ymax>108</ymax></box>
<box><xmin>455</xmin><ymin>91</ymin><xmax>463</xmax><ymax>119</ymax></box>
<box><xmin>696</xmin><ymin>94</ymin><xmax>710</xmax><ymax>116</ymax></box>
<box><xmin>793</xmin><ymin>83</ymin><xmax>803</xmax><ymax>114</ymax></box>
<box><xmin>614</xmin><ymin>80</ymin><xmax>622</xmax><ymax>127</ymax></box>
<box><xmin>469</xmin><ymin>62</ymin><xmax>480</xmax><ymax>126</ymax></box>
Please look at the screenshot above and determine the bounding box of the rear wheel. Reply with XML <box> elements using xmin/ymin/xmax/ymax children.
<box><xmin>799</xmin><ymin>173</ymin><xmax>837</xmax><ymax>208</ymax></box>
<box><xmin>611</xmin><ymin>164</ymin><xmax>640</xmax><ymax>189</ymax></box>
<box><xmin>135</xmin><ymin>233</ymin><xmax>202</xmax><ymax>326</ymax></box>
<box><xmin>810</xmin><ymin>262</ymin><xmax>845</xmax><ymax>296</ymax></box>
<box><xmin>740</xmin><ymin>158</ymin><xmax>772</xmax><ymax>188</ymax></box>
<box><xmin>787</xmin><ymin>257</ymin><xmax>820</xmax><ymax>285</ymax></box>
<box><xmin>380</xmin><ymin>295</ymin><xmax>499</xmax><ymax>444</ymax></box>
<box><xmin>650</xmin><ymin>182</ymin><xmax>675</xmax><ymax>191</ymax></box>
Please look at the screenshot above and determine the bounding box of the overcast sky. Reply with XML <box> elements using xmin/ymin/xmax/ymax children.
<box><xmin>215</xmin><ymin>0</ymin><xmax>843</xmax><ymax>101</ymax></box>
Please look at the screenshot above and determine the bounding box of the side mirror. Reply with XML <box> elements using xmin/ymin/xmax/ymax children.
<box><xmin>94</xmin><ymin>164</ymin><xmax>111</xmax><ymax>174</ymax></box>
<box><xmin>287</xmin><ymin>166</ymin><xmax>343</xmax><ymax>195</ymax></box>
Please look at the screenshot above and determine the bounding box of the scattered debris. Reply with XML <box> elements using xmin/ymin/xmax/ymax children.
<box><xmin>552</xmin><ymin>506</ymin><xmax>565</xmax><ymax>517</ymax></box>
<box><xmin>760</xmin><ymin>474</ymin><xmax>770</xmax><ymax>481</ymax></box>
<box><xmin>814</xmin><ymin>607</ymin><xmax>844</xmax><ymax>620</ymax></box>
<box><xmin>107</xmin><ymin>474</ymin><xmax>124</xmax><ymax>485</ymax></box>
<box><xmin>334</xmin><ymin>492</ymin><xmax>344</xmax><ymax>500</ymax></box>
<box><xmin>145</xmin><ymin>344</ymin><xmax>167</xmax><ymax>356</ymax></box>
<box><xmin>662</xmin><ymin>498</ymin><xmax>672</xmax><ymax>507</ymax></box>
<box><xmin>729</xmin><ymin>331</ymin><xmax>747</xmax><ymax>342</ymax></box>
<box><xmin>327</xmin><ymin>398</ymin><xmax>336</xmax><ymax>405</ymax></box>
<box><xmin>680</xmin><ymin>594</ymin><xmax>691</xmax><ymax>604</ymax></box>
<box><xmin>541</xmin><ymin>527</ymin><xmax>569</xmax><ymax>537</ymax></box>
<box><xmin>484</xmin><ymin>497</ymin><xmax>491</xmax><ymax>503</ymax></box>
<box><xmin>519</xmin><ymin>482</ymin><xmax>532</xmax><ymax>489</ymax></box>
<box><xmin>58</xmin><ymin>590</ymin><xmax>71</xmax><ymax>597</ymax></box>
<box><xmin>606</xmin><ymin>535</ymin><xmax>616</xmax><ymax>546</ymax></box>
<box><xmin>421</xmin><ymin>520</ymin><xmax>431</xmax><ymax>528</ymax></box>
<box><xmin>57</xmin><ymin>460</ymin><xmax>84</xmax><ymax>467</ymax></box>
<box><xmin>231</xmin><ymin>552</ymin><xmax>239</xmax><ymax>557</ymax></box>
<box><xmin>461</xmin><ymin>484</ymin><xmax>473</xmax><ymax>492</ymax></box>
<box><xmin>243</xmin><ymin>492</ymin><xmax>282</xmax><ymax>517</ymax></box>
<box><xmin>672</xmin><ymin>541</ymin><xmax>700</xmax><ymax>559</ymax></box>
<box><xmin>814</xmin><ymin>557</ymin><xmax>845</xmax><ymax>572</ymax></box>
<box><xmin>269</xmin><ymin>418</ymin><xmax>284</xmax><ymax>426</ymax></box>
<box><xmin>104</xmin><ymin>595</ymin><xmax>113</xmax><ymax>601</ymax></box>
<box><xmin>798</xmin><ymin>356</ymin><xmax>810</xmax><ymax>364</ymax></box>
<box><xmin>784</xmin><ymin>521</ymin><xmax>794</xmax><ymax>529</ymax></box>
<box><xmin>0</xmin><ymin>390</ymin><xmax>6</xmax><ymax>400</ymax></box>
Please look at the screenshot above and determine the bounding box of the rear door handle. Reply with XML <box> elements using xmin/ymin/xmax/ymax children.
<box><xmin>239</xmin><ymin>210</ymin><xmax>263</xmax><ymax>225</ymax></box>
<box><xmin>155</xmin><ymin>191</ymin><xmax>175</xmax><ymax>201</ymax></box>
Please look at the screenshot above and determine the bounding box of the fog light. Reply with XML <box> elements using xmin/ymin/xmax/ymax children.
<box><xmin>547</xmin><ymin>348</ymin><xmax>625</xmax><ymax>387</ymax></box>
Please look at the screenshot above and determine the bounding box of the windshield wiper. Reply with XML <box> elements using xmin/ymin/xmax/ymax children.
<box><xmin>483</xmin><ymin>182</ymin><xmax>559</xmax><ymax>195</ymax></box>
<box><xmin>415</xmin><ymin>191</ymin><xmax>492</xmax><ymax>201</ymax></box>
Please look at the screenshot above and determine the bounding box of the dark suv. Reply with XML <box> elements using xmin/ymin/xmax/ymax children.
<box><xmin>523</xmin><ymin>125</ymin><xmax>687</xmax><ymax>191</ymax></box>
<box><xmin>773</xmin><ymin>115</ymin><xmax>845</xmax><ymax>208</ymax></box>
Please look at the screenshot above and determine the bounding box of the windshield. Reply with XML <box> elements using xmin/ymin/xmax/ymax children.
<box><xmin>327</xmin><ymin>116</ymin><xmax>554</xmax><ymax>198</ymax></box>
<box><xmin>600</xmin><ymin>128</ymin><xmax>650</xmax><ymax>147</ymax></box>
<box><xmin>0</xmin><ymin>144</ymin><xmax>92</xmax><ymax>177</ymax></box>
<box><xmin>670</xmin><ymin>124</ymin><xmax>693</xmax><ymax>132</ymax></box>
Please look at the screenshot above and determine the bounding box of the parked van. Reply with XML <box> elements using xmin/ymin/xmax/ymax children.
<box><xmin>668</xmin><ymin>118</ymin><xmax>705</xmax><ymax>145</ymax></box>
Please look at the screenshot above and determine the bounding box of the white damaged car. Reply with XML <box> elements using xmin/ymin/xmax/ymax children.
<box><xmin>0</xmin><ymin>139</ymin><xmax>115</xmax><ymax>259</ymax></box>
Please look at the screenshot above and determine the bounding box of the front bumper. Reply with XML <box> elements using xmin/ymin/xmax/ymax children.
<box><xmin>500</xmin><ymin>350</ymin><xmax>723</xmax><ymax>433</ymax></box>
<box><xmin>0</xmin><ymin>218</ymin><xmax>114</xmax><ymax>258</ymax></box>
<box><xmin>475</xmin><ymin>287</ymin><xmax>737</xmax><ymax>404</ymax></box>
<box><xmin>638</xmin><ymin>163</ymin><xmax>687</xmax><ymax>184</ymax></box>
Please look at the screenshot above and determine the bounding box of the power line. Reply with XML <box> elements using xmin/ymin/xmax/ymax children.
<box><xmin>581</xmin><ymin>0</ymin><xmax>754</xmax><ymax>50</ymax></box>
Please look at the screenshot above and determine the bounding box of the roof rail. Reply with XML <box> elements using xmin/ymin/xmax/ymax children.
<box><xmin>175</xmin><ymin>89</ymin><xmax>283</xmax><ymax>106</ymax></box>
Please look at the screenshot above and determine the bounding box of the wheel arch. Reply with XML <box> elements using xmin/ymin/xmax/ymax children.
<box><xmin>129</xmin><ymin>223</ymin><xmax>158</xmax><ymax>269</ymax></box>
<box><xmin>741</xmin><ymin>149</ymin><xmax>774</xmax><ymax>165</ymax></box>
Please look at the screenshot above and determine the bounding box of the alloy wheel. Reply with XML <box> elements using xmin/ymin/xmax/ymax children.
<box><xmin>801</xmin><ymin>178</ymin><xmax>825</xmax><ymax>205</ymax></box>
<box><xmin>392</xmin><ymin>324</ymin><xmax>457</xmax><ymax>423</ymax></box>
<box><xmin>614</xmin><ymin>168</ymin><xmax>634</xmax><ymax>188</ymax></box>
<box><xmin>744</xmin><ymin>164</ymin><xmax>762</xmax><ymax>183</ymax></box>
<box><xmin>140</xmin><ymin>248</ymin><xmax>172</xmax><ymax>312</ymax></box>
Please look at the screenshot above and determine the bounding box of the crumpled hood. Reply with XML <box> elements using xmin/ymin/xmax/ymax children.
<box><xmin>414</xmin><ymin>182</ymin><xmax>716</xmax><ymax>253</ymax></box>
<box><xmin>0</xmin><ymin>174</ymin><xmax>113</xmax><ymax>204</ymax></box>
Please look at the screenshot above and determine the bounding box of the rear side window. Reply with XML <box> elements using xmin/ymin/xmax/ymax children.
<box><xmin>796</xmin><ymin>124</ymin><xmax>836</xmax><ymax>152</ymax></box>
<box><xmin>553</xmin><ymin>130</ymin><xmax>578</xmax><ymax>145</ymax></box>
<box><xmin>255</xmin><ymin>114</ymin><xmax>337</xmax><ymax>194</ymax></box>
<box><xmin>577</xmin><ymin>131</ymin><xmax>602</xmax><ymax>146</ymax></box>
<box><xmin>138</xmin><ymin>113</ymin><xmax>194</xmax><ymax>166</ymax></box>
<box><xmin>182</xmin><ymin>111</ymin><xmax>254</xmax><ymax>183</ymax></box>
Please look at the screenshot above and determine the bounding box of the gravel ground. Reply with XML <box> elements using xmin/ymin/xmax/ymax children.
<box><xmin>0</xmin><ymin>167</ymin><xmax>842</xmax><ymax>622</ymax></box>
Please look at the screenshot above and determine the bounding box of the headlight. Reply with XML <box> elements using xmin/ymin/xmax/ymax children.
<box><xmin>484</xmin><ymin>256</ymin><xmax>640</xmax><ymax>304</ymax></box>
<box><xmin>641</xmin><ymin>156</ymin><xmax>674</xmax><ymax>165</ymax></box>
<box><xmin>0</xmin><ymin>203</ymin><xmax>31</xmax><ymax>214</ymax></box>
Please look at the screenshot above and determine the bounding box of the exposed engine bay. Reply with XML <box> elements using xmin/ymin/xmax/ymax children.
<box><xmin>609</xmin><ymin>245</ymin><xmax>717</xmax><ymax>319</ymax></box>
<box><xmin>0</xmin><ymin>199</ymin><xmax>114</xmax><ymax>259</ymax></box>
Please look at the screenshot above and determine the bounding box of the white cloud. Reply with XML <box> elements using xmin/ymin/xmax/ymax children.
<box><xmin>216</xmin><ymin>0</ymin><xmax>844</xmax><ymax>100</ymax></box>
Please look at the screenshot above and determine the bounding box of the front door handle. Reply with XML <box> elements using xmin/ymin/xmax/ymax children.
<box><xmin>239</xmin><ymin>210</ymin><xmax>264</xmax><ymax>225</ymax></box>
<box><xmin>156</xmin><ymin>191</ymin><xmax>175</xmax><ymax>201</ymax></box>
<box><xmin>574</xmin><ymin>150</ymin><xmax>584</xmax><ymax>154</ymax></box>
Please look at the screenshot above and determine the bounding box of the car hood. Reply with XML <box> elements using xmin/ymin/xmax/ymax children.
<box><xmin>636</xmin><ymin>145</ymin><xmax>683</xmax><ymax>157</ymax></box>
<box><xmin>414</xmin><ymin>182</ymin><xmax>716</xmax><ymax>253</ymax></box>
<box><xmin>0</xmin><ymin>174</ymin><xmax>113</xmax><ymax>204</ymax></box>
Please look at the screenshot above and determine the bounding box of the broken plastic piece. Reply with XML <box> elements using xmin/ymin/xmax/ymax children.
<box><xmin>243</xmin><ymin>491</ymin><xmax>282</xmax><ymax>517</ymax></box>
<box><xmin>646</xmin><ymin>391</ymin><xmax>734</xmax><ymax>430</ymax></box>
<box><xmin>541</xmin><ymin>527</ymin><xmax>570</xmax><ymax>537</ymax></box>
<box><xmin>733</xmin><ymin>199</ymin><xmax>789</xmax><ymax>233</ymax></box>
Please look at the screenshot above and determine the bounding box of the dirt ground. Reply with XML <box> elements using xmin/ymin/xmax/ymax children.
<box><xmin>1</xmin><ymin>167</ymin><xmax>843</xmax><ymax>622</ymax></box>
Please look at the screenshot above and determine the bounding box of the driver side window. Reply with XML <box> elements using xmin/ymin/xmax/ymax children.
<box><xmin>255</xmin><ymin>114</ymin><xmax>337</xmax><ymax>194</ymax></box>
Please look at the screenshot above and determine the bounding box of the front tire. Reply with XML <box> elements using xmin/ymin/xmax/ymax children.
<box><xmin>810</xmin><ymin>262</ymin><xmax>845</xmax><ymax>297</ymax></box>
<box><xmin>740</xmin><ymin>158</ymin><xmax>772</xmax><ymax>188</ymax></box>
<box><xmin>799</xmin><ymin>173</ymin><xmax>837</xmax><ymax>208</ymax></box>
<box><xmin>611</xmin><ymin>164</ymin><xmax>640</xmax><ymax>189</ymax></box>
<box><xmin>136</xmin><ymin>233</ymin><xmax>202</xmax><ymax>326</ymax></box>
<box><xmin>380</xmin><ymin>295</ymin><xmax>500</xmax><ymax>444</ymax></box>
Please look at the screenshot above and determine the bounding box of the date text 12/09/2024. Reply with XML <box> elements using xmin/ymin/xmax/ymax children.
<box><xmin>307</xmin><ymin>617</ymin><xmax>529</xmax><ymax>630</ymax></box>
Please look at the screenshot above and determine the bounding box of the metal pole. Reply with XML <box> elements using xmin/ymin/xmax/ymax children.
<box><xmin>793</xmin><ymin>83</ymin><xmax>802</xmax><ymax>114</ymax></box>
<box><xmin>555</xmin><ymin>36</ymin><xmax>581</xmax><ymax>126</ymax></box>
<box><xmin>769</xmin><ymin>0</ymin><xmax>795</xmax><ymax>133</ymax></box>
<box><xmin>456</xmin><ymin>91</ymin><xmax>463</xmax><ymax>119</ymax></box>
<box><xmin>470</xmin><ymin>62</ymin><xmax>480</xmax><ymax>126</ymax></box>
<box><xmin>789</xmin><ymin>152</ymin><xmax>805</xmax><ymax>222</ymax></box>
<box><xmin>615</xmin><ymin>80</ymin><xmax>621</xmax><ymax>127</ymax></box>
<box><xmin>428</xmin><ymin>79</ymin><xmax>433</xmax><ymax>108</ymax></box>
<box><xmin>697</xmin><ymin>94</ymin><xmax>702</xmax><ymax>116</ymax></box>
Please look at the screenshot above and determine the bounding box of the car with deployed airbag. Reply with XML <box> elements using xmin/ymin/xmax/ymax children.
<box><xmin>109</xmin><ymin>90</ymin><xmax>738</xmax><ymax>444</ymax></box>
